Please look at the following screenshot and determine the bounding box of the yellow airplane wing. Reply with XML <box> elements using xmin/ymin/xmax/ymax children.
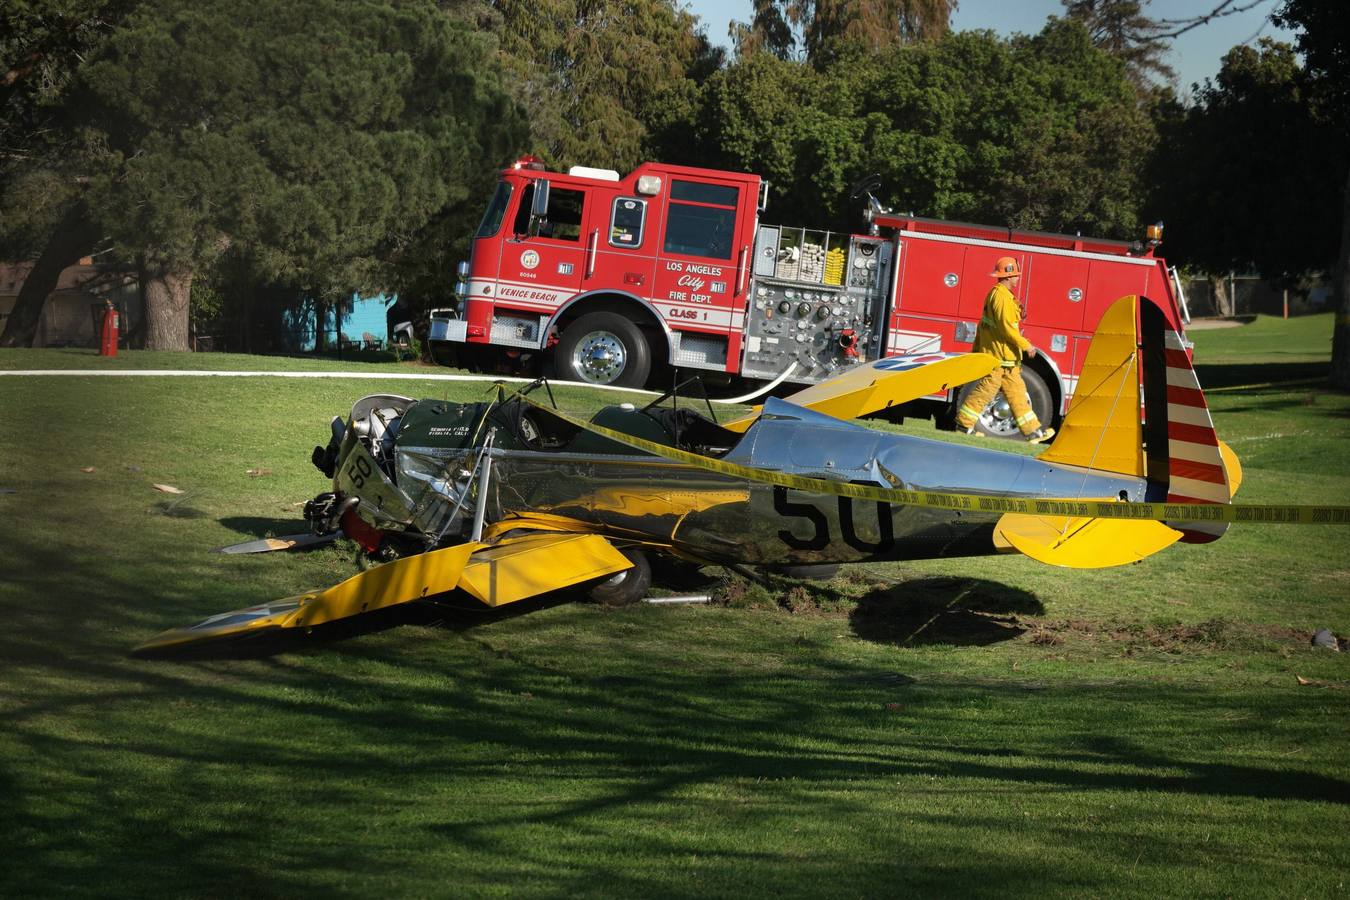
<box><xmin>456</xmin><ymin>532</ymin><xmax>633</xmax><ymax>607</ymax></box>
<box><xmin>724</xmin><ymin>352</ymin><xmax>1000</xmax><ymax>432</ymax></box>
<box><xmin>135</xmin><ymin>529</ymin><xmax>638</xmax><ymax>652</ymax></box>
<box><xmin>134</xmin><ymin>542</ymin><xmax>481</xmax><ymax>653</ymax></box>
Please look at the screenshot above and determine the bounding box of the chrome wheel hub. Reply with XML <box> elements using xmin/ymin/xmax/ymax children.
<box><xmin>571</xmin><ymin>330</ymin><xmax>627</xmax><ymax>384</ymax></box>
<box><xmin>979</xmin><ymin>394</ymin><xmax>1020</xmax><ymax>437</ymax></box>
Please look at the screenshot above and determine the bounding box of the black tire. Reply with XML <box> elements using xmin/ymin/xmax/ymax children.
<box><xmin>459</xmin><ymin>344</ymin><xmax>494</xmax><ymax>374</ymax></box>
<box><xmin>957</xmin><ymin>365</ymin><xmax>1055</xmax><ymax>440</ymax></box>
<box><xmin>774</xmin><ymin>564</ymin><xmax>841</xmax><ymax>581</ymax></box>
<box><xmin>555</xmin><ymin>311</ymin><xmax>652</xmax><ymax>388</ymax></box>
<box><xmin>588</xmin><ymin>549</ymin><xmax>652</xmax><ymax>607</ymax></box>
<box><xmin>427</xmin><ymin>341</ymin><xmax>458</xmax><ymax>368</ymax></box>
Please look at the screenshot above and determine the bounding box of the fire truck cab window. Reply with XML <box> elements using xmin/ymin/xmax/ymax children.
<box><xmin>609</xmin><ymin>198</ymin><xmax>646</xmax><ymax>248</ymax></box>
<box><xmin>476</xmin><ymin>181</ymin><xmax>512</xmax><ymax>239</ymax></box>
<box><xmin>514</xmin><ymin>183</ymin><xmax>586</xmax><ymax>242</ymax></box>
<box><xmin>663</xmin><ymin>180</ymin><xmax>738</xmax><ymax>260</ymax></box>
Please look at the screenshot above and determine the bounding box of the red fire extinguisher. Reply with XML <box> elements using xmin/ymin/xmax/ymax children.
<box><xmin>837</xmin><ymin>328</ymin><xmax>859</xmax><ymax>359</ymax></box>
<box><xmin>99</xmin><ymin>301</ymin><xmax>119</xmax><ymax>357</ymax></box>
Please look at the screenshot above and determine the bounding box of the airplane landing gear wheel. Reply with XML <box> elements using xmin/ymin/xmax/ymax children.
<box><xmin>589</xmin><ymin>549</ymin><xmax>651</xmax><ymax>607</ymax></box>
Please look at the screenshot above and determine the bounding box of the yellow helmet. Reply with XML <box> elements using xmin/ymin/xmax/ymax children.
<box><xmin>990</xmin><ymin>256</ymin><xmax>1022</xmax><ymax>278</ymax></box>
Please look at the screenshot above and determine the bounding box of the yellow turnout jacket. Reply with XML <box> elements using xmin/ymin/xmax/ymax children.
<box><xmin>972</xmin><ymin>283</ymin><xmax>1032</xmax><ymax>365</ymax></box>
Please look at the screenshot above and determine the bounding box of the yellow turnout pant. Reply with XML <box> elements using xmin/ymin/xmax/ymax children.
<box><xmin>956</xmin><ymin>364</ymin><xmax>1041</xmax><ymax>435</ymax></box>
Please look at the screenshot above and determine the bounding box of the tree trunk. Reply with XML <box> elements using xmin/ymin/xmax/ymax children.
<box><xmin>1331</xmin><ymin>165</ymin><xmax>1350</xmax><ymax>390</ymax></box>
<box><xmin>1208</xmin><ymin>274</ymin><xmax>1233</xmax><ymax>318</ymax></box>
<box><xmin>314</xmin><ymin>299</ymin><xmax>328</xmax><ymax>352</ymax></box>
<box><xmin>128</xmin><ymin>256</ymin><xmax>152</xmax><ymax>350</ymax></box>
<box><xmin>143</xmin><ymin>263</ymin><xmax>193</xmax><ymax>351</ymax></box>
<box><xmin>0</xmin><ymin>204</ymin><xmax>100</xmax><ymax>347</ymax></box>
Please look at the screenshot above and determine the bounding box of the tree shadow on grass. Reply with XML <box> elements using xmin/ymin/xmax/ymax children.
<box><xmin>1193</xmin><ymin>361</ymin><xmax>1328</xmax><ymax>390</ymax></box>
<box><xmin>849</xmin><ymin>576</ymin><xmax>1044</xmax><ymax>647</ymax></box>
<box><xmin>218</xmin><ymin>514</ymin><xmax>312</xmax><ymax>539</ymax></box>
<box><xmin>6</xmin><ymin>533</ymin><xmax>1350</xmax><ymax>898</ymax></box>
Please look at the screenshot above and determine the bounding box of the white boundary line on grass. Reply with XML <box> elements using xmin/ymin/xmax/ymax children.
<box><xmin>0</xmin><ymin>368</ymin><xmax>788</xmax><ymax>405</ymax></box>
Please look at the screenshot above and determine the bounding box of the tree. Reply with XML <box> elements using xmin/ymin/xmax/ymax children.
<box><xmin>1062</xmin><ymin>0</ymin><xmax>1175</xmax><ymax>88</ymax></box>
<box><xmin>1</xmin><ymin>1</ymin><xmax>133</xmax><ymax>144</ymax></box>
<box><xmin>680</xmin><ymin>51</ymin><xmax>866</xmax><ymax>227</ymax></box>
<box><xmin>730</xmin><ymin>0</ymin><xmax>797</xmax><ymax>60</ymax></box>
<box><xmin>491</xmin><ymin>0</ymin><xmax>721</xmax><ymax>172</ymax></box>
<box><xmin>677</xmin><ymin>20</ymin><xmax>1153</xmax><ymax>239</ymax></box>
<box><xmin>1273</xmin><ymin>0</ymin><xmax>1350</xmax><ymax>389</ymax></box>
<box><xmin>1148</xmin><ymin>40</ymin><xmax>1346</xmax><ymax>312</ymax></box>
<box><xmin>729</xmin><ymin>0</ymin><xmax>955</xmax><ymax>64</ymax></box>
<box><xmin>802</xmin><ymin>0</ymin><xmax>956</xmax><ymax>57</ymax></box>
<box><xmin>0</xmin><ymin>0</ymin><xmax>134</xmax><ymax>347</ymax></box>
<box><xmin>11</xmin><ymin>0</ymin><xmax>525</xmax><ymax>350</ymax></box>
<box><xmin>980</xmin><ymin>21</ymin><xmax>1156</xmax><ymax>236</ymax></box>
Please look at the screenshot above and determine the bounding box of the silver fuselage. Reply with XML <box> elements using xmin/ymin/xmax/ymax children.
<box><xmin>453</xmin><ymin>399</ymin><xmax>1145</xmax><ymax>565</ymax></box>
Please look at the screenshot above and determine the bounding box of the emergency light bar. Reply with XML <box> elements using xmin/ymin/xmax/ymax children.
<box><xmin>567</xmin><ymin>166</ymin><xmax>620</xmax><ymax>181</ymax></box>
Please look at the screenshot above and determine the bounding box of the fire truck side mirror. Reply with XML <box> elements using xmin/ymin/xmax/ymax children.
<box><xmin>530</xmin><ymin>179</ymin><xmax>551</xmax><ymax>219</ymax></box>
<box><xmin>522</xmin><ymin>179</ymin><xmax>551</xmax><ymax>238</ymax></box>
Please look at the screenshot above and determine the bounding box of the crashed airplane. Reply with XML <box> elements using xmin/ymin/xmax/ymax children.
<box><xmin>135</xmin><ymin>295</ymin><xmax>1241</xmax><ymax>653</ymax></box>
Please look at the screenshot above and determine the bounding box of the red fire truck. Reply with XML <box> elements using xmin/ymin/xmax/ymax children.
<box><xmin>429</xmin><ymin>157</ymin><xmax>1191</xmax><ymax>436</ymax></box>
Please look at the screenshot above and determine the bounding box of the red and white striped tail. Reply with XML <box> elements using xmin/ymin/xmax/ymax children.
<box><xmin>1161</xmin><ymin>329</ymin><xmax>1231</xmax><ymax>542</ymax></box>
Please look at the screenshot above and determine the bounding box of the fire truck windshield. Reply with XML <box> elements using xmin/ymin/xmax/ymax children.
<box><xmin>476</xmin><ymin>182</ymin><xmax>512</xmax><ymax>239</ymax></box>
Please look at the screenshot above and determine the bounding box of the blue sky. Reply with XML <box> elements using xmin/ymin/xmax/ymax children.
<box><xmin>682</xmin><ymin>0</ymin><xmax>1296</xmax><ymax>90</ymax></box>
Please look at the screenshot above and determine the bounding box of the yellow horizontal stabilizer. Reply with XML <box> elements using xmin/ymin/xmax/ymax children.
<box><xmin>724</xmin><ymin>352</ymin><xmax>1000</xmax><ymax>431</ymax></box>
<box><xmin>457</xmin><ymin>532</ymin><xmax>632</xmax><ymax>607</ymax></box>
<box><xmin>1038</xmin><ymin>295</ymin><xmax>1144</xmax><ymax>476</ymax></box>
<box><xmin>134</xmin><ymin>542</ymin><xmax>481</xmax><ymax>653</ymax></box>
<box><xmin>996</xmin><ymin>512</ymin><xmax>1181</xmax><ymax>569</ymax></box>
<box><xmin>1219</xmin><ymin>439</ymin><xmax>1243</xmax><ymax>497</ymax></box>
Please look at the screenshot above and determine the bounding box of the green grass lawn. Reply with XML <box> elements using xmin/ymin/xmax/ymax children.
<box><xmin>1</xmin><ymin>316</ymin><xmax>1347</xmax><ymax>898</ymax></box>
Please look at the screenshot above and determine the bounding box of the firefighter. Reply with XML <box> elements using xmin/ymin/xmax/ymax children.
<box><xmin>956</xmin><ymin>257</ymin><xmax>1055</xmax><ymax>443</ymax></box>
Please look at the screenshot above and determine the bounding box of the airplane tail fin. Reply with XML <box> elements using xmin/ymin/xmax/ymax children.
<box><xmin>1035</xmin><ymin>295</ymin><xmax>1146</xmax><ymax>478</ymax></box>
<box><xmin>1137</xmin><ymin>298</ymin><xmax>1237</xmax><ymax>542</ymax></box>
<box><xmin>996</xmin><ymin>294</ymin><xmax>1238</xmax><ymax>566</ymax></box>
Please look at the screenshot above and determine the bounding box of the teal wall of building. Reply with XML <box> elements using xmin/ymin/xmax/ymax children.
<box><xmin>281</xmin><ymin>293</ymin><xmax>395</xmax><ymax>352</ymax></box>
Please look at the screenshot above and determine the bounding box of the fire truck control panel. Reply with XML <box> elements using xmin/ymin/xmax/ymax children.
<box><xmin>741</xmin><ymin>228</ymin><xmax>893</xmax><ymax>381</ymax></box>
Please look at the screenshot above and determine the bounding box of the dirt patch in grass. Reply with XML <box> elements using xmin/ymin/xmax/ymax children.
<box><xmin>710</xmin><ymin>568</ymin><xmax>1312</xmax><ymax>658</ymax></box>
<box><xmin>1024</xmin><ymin>618</ymin><xmax>1306</xmax><ymax>654</ymax></box>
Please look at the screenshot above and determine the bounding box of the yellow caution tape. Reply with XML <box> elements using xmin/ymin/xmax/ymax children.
<box><xmin>505</xmin><ymin>388</ymin><xmax>1350</xmax><ymax>526</ymax></box>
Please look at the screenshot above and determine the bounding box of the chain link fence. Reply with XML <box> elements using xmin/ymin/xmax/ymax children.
<box><xmin>1179</xmin><ymin>275</ymin><xmax>1334</xmax><ymax>319</ymax></box>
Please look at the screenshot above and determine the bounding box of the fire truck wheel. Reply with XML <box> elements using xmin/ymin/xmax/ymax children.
<box><xmin>556</xmin><ymin>311</ymin><xmax>652</xmax><ymax>388</ymax></box>
<box><xmin>588</xmin><ymin>549</ymin><xmax>651</xmax><ymax>607</ymax></box>
<box><xmin>958</xmin><ymin>367</ymin><xmax>1055</xmax><ymax>439</ymax></box>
